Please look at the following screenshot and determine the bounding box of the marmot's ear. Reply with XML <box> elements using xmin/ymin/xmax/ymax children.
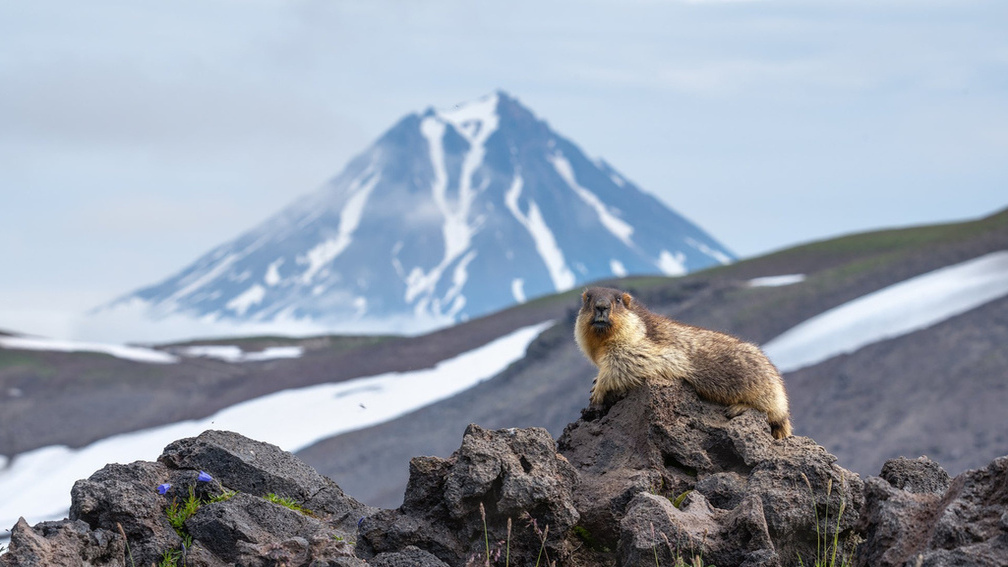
<box><xmin>581</xmin><ymin>289</ymin><xmax>589</xmax><ymax>303</ymax></box>
<box><xmin>621</xmin><ymin>292</ymin><xmax>633</xmax><ymax>308</ymax></box>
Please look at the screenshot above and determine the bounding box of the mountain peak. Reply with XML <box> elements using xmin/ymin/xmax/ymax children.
<box><xmin>90</xmin><ymin>93</ymin><xmax>735</xmax><ymax>341</ymax></box>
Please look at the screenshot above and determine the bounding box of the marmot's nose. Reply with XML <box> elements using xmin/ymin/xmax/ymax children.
<box><xmin>593</xmin><ymin>299</ymin><xmax>610</xmax><ymax>318</ymax></box>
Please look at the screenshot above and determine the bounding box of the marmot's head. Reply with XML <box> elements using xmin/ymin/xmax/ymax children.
<box><xmin>574</xmin><ymin>287</ymin><xmax>643</xmax><ymax>364</ymax></box>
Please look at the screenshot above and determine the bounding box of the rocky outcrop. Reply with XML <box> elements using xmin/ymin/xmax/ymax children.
<box><xmin>2</xmin><ymin>430</ymin><xmax>373</xmax><ymax>567</ymax></box>
<box><xmin>0</xmin><ymin>518</ymin><xmax>122</xmax><ymax>567</ymax></box>
<box><xmin>559</xmin><ymin>380</ymin><xmax>863</xmax><ymax>567</ymax></box>
<box><xmin>2</xmin><ymin>382</ymin><xmax>1007</xmax><ymax>566</ymax></box>
<box><xmin>357</xmin><ymin>424</ymin><xmax>580</xmax><ymax>566</ymax></box>
<box><xmin>855</xmin><ymin>455</ymin><xmax>1008</xmax><ymax>567</ymax></box>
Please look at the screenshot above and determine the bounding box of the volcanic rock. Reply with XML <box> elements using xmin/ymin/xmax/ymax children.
<box><xmin>855</xmin><ymin>455</ymin><xmax>1008</xmax><ymax>567</ymax></box>
<box><xmin>558</xmin><ymin>379</ymin><xmax>864</xmax><ymax>566</ymax></box>
<box><xmin>357</xmin><ymin>423</ymin><xmax>579</xmax><ymax>566</ymax></box>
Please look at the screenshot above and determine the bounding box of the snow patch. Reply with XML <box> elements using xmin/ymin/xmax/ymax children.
<box><xmin>409</xmin><ymin>113</ymin><xmax>489</xmax><ymax>315</ymax></box>
<box><xmin>511</xmin><ymin>278</ymin><xmax>526</xmax><ymax>303</ymax></box>
<box><xmin>686</xmin><ymin>238</ymin><xmax>732</xmax><ymax>265</ymax></box>
<box><xmin>549</xmin><ymin>152</ymin><xmax>635</xmax><ymax>246</ymax></box>
<box><xmin>179</xmin><ymin>345</ymin><xmax>304</xmax><ymax>363</ymax></box>
<box><xmin>610</xmin><ymin>260</ymin><xmax>628</xmax><ymax>277</ymax></box>
<box><xmin>763</xmin><ymin>251</ymin><xmax>1008</xmax><ymax>372</ymax></box>
<box><xmin>0</xmin><ymin>321</ymin><xmax>553</xmax><ymax>531</ymax></box>
<box><xmin>658</xmin><ymin>250</ymin><xmax>687</xmax><ymax>276</ymax></box>
<box><xmin>437</xmin><ymin>92</ymin><xmax>500</xmax><ymax>142</ymax></box>
<box><xmin>443</xmin><ymin>250</ymin><xmax>477</xmax><ymax>318</ymax></box>
<box><xmin>504</xmin><ymin>174</ymin><xmax>576</xmax><ymax>291</ymax></box>
<box><xmin>226</xmin><ymin>284</ymin><xmax>266</xmax><ymax>316</ymax></box>
<box><xmin>299</xmin><ymin>168</ymin><xmax>381</xmax><ymax>284</ymax></box>
<box><xmin>0</xmin><ymin>335</ymin><xmax>178</xmax><ymax>364</ymax></box>
<box><xmin>410</xmin><ymin>94</ymin><xmax>499</xmax><ymax>310</ymax></box>
<box><xmin>166</xmin><ymin>253</ymin><xmax>240</xmax><ymax>306</ymax></box>
<box><xmin>749</xmin><ymin>274</ymin><xmax>806</xmax><ymax>287</ymax></box>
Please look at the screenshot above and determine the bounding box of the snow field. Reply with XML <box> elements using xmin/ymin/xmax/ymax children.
<box><xmin>763</xmin><ymin>251</ymin><xmax>1008</xmax><ymax>372</ymax></box>
<box><xmin>0</xmin><ymin>321</ymin><xmax>554</xmax><ymax>533</ymax></box>
<box><xmin>0</xmin><ymin>336</ymin><xmax>178</xmax><ymax>364</ymax></box>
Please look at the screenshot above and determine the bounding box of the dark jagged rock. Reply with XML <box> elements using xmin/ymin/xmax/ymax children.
<box><xmin>855</xmin><ymin>455</ymin><xmax>1008</xmax><ymax>567</ymax></box>
<box><xmin>3</xmin><ymin>381</ymin><xmax>1008</xmax><ymax>566</ymax></box>
<box><xmin>64</xmin><ymin>459</ymin><xmax>175</xmax><ymax>564</ymax></box>
<box><xmin>2</xmin><ymin>430</ymin><xmax>372</xmax><ymax>567</ymax></box>
<box><xmin>184</xmin><ymin>492</ymin><xmax>360</xmax><ymax>566</ymax></box>
<box><xmin>371</xmin><ymin>545</ymin><xmax>451</xmax><ymax>567</ymax></box>
<box><xmin>558</xmin><ymin>380</ymin><xmax>863</xmax><ymax>566</ymax></box>
<box><xmin>357</xmin><ymin>423</ymin><xmax>580</xmax><ymax>566</ymax></box>
<box><xmin>879</xmin><ymin>455</ymin><xmax>951</xmax><ymax>494</ymax></box>
<box><xmin>0</xmin><ymin>518</ymin><xmax>123</xmax><ymax>567</ymax></box>
<box><xmin>159</xmin><ymin>429</ymin><xmax>371</xmax><ymax>536</ymax></box>
<box><xmin>619</xmin><ymin>492</ymin><xmax>779</xmax><ymax>567</ymax></box>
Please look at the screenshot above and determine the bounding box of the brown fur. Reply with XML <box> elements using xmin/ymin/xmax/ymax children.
<box><xmin>574</xmin><ymin>286</ymin><xmax>793</xmax><ymax>439</ymax></box>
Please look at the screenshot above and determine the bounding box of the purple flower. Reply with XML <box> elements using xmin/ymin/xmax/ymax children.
<box><xmin>197</xmin><ymin>471</ymin><xmax>213</xmax><ymax>482</ymax></box>
<box><xmin>157</xmin><ymin>483</ymin><xmax>171</xmax><ymax>495</ymax></box>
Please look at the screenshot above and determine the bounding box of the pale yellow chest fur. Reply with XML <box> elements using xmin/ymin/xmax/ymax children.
<box><xmin>582</xmin><ymin>311</ymin><xmax>693</xmax><ymax>405</ymax></box>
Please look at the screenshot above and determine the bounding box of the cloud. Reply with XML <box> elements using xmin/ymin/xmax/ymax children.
<box><xmin>76</xmin><ymin>297</ymin><xmax>454</xmax><ymax>344</ymax></box>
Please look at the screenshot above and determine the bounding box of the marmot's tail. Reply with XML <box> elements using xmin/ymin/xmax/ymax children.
<box><xmin>770</xmin><ymin>416</ymin><xmax>793</xmax><ymax>440</ymax></box>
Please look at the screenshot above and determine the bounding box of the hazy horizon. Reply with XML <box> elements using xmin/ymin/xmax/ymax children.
<box><xmin>2</xmin><ymin>0</ymin><xmax>1006</xmax><ymax>340</ymax></box>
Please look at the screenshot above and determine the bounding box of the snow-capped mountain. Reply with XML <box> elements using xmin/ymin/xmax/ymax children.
<box><xmin>93</xmin><ymin>91</ymin><xmax>733</xmax><ymax>337</ymax></box>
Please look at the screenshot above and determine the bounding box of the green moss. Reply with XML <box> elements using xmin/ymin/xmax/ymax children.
<box><xmin>572</xmin><ymin>525</ymin><xmax>611</xmax><ymax>553</ymax></box>
<box><xmin>264</xmin><ymin>493</ymin><xmax>314</xmax><ymax>516</ymax></box>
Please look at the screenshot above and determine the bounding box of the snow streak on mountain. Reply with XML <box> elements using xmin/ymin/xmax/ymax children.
<box><xmin>94</xmin><ymin>91</ymin><xmax>734</xmax><ymax>337</ymax></box>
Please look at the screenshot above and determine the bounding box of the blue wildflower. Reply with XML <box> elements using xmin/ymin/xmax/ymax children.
<box><xmin>157</xmin><ymin>483</ymin><xmax>171</xmax><ymax>495</ymax></box>
<box><xmin>197</xmin><ymin>471</ymin><xmax>213</xmax><ymax>482</ymax></box>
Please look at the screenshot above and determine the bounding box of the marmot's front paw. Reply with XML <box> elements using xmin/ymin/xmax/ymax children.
<box><xmin>726</xmin><ymin>403</ymin><xmax>750</xmax><ymax>418</ymax></box>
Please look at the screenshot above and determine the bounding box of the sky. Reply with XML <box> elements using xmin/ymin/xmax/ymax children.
<box><xmin>1</xmin><ymin>0</ymin><xmax>1006</xmax><ymax>340</ymax></box>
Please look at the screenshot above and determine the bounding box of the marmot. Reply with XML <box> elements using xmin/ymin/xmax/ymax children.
<box><xmin>574</xmin><ymin>286</ymin><xmax>793</xmax><ymax>439</ymax></box>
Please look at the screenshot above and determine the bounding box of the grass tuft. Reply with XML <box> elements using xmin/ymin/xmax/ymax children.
<box><xmin>157</xmin><ymin>549</ymin><xmax>181</xmax><ymax>567</ymax></box>
<box><xmin>671</xmin><ymin>490</ymin><xmax>691</xmax><ymax>509</ymax></box>
<box><xmin>116</xmin><ymin>522</ymin><xmax>135</xmax><ymax>567</ymax></box>
<box><xmin>798</xmin><ymin>473</ymin><xmax>853</xmax><ymax>567</ymax></box>
<box><xmin>264</xmin><ymin>493</ymin><xmax>313</xmax><ymax>516</ymax></box>
<box><xmin>161</xmin><ymin>482</ymin><xmax>235</xmax><ymax>564</ymax></box>
<box><xmin>480</xmin><ymin>502</ymin><xmax>490</xmax><ymax>566</ymax></box>
<box><xmin>166</xmin><ymin>486</ymin><xmax>202</xmax><ymax>538</ymax></box>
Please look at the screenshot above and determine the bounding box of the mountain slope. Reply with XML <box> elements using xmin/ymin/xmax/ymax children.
<box><xmin>91</xmin><ymin>91</ymin><xmax>732</xmax><ymax>339</ymax></box>
<box><xmin>3</xmin><ymin>208</ymin><xmax>1005</xmax><ymax>515</ymax></box>
<box><xmin>300</xmin><ymin>207</ymin><xmax>1008</xmax><ymax>506</ymax></box>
